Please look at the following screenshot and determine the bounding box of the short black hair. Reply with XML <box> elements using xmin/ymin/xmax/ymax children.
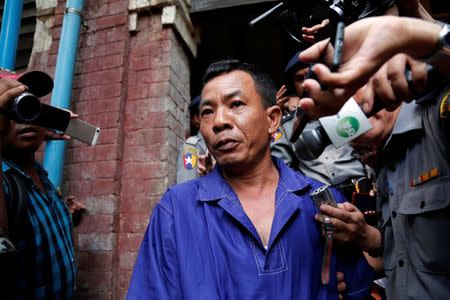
<box><xmin>202</xmin><ymin>59</ymin><xmax>276</xmax><ymax>107</ymax></box>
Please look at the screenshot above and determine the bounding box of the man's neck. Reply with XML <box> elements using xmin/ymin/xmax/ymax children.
<box><xmin>222</xmin><ymin>155</ymin><xmax>279</xmax><ymax>248</ymax></box>
<box><xmin>4</xmin><ymin>150</ymin><xmax>36</xmax><ymax>173</ymax></box>
<box><xmin>222</xmin><ymin>155</ymin><xmax>279</xmax><ymax>192</ymax></box>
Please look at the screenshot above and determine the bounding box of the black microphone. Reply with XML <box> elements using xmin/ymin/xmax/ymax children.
<box><xmin>294</xmin><ymin>65</ymin><xmax>442</xmax><ymax>161</ymax></box>
<box><xmin>294</xmin><ymin>126</ymin><xmax>331</xmax><ymax>161</ymax></box>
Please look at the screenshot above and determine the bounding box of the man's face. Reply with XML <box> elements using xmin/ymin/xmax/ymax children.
<box><xmin>2</xmin><ymin>121</ymin><xmax>46</xmax><ymax>153</ymax></box>
<box><xmin>351</xmin><ymin>107</ymin><xmax>399</xmax><ymax>167</ymax></box>
<box><xmin>293</xmin><ymin>67</ymin><xmax>309</xmax><ymax>96</ymax></box>
<box><xmin>200</xmin><ymin>70</ymin><xmax>280</xmax><ymax>170</ymax></box>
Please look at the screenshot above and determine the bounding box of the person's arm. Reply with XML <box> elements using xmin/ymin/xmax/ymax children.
<box><xmin>298</xmin><ymin>16</ymin><xmax>447</xmax><ymax>118</ymax></box>
<box><xmin>0</xmin><ymin>79</ymin><xmax>27</xmax><ymax>233</ymax></box>
<box><xmin>127</xmin><ymin>191</ymin><xmax>182</xmax><ymax>299</ymax></box>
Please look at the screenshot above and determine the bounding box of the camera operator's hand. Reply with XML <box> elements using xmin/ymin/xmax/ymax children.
<box><xmin>315</xmin><ymin>202</ymin><xmax>381</xmax><ymax>252</ymax></box>
<box><xmin>298</xmin><ymin>16</ymin><xmax>445</xmax><ymax>118</ymax></box>
<box><xmin>44</xmin><ymin>110</ymin><xmax>78</xmax><ymax>141</ymax></box>
<box><xmin>0</xmin><ymin>78</ymin><xmax>26</xmax><ymax>135</ymax></box>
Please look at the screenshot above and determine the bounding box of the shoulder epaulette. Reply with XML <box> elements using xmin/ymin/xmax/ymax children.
<box><xmin>186</xmin><ymin>135</ymin><xmax>201</xmax><ymax>146</ymax></box>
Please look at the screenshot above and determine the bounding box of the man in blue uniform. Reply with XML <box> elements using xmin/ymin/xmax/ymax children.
<box><xmin>127</xmin><ymin>60</ymin><xmax>373</xmax><ymax>299</ymax></box>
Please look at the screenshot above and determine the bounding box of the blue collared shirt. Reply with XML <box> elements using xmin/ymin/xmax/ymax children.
<box><xmin>2</xmin><ymin>160</ymin><xmax>76</xmax><ymax>300</ymax></box>
<box><xmin>127</xmin><ymin>157</ymin><xmax>373</xmax><ymax>299</ymax></box>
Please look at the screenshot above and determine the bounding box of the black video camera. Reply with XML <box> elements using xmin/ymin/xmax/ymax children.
<box><xmin>0</xmin><ymin>70</ymin><xmax>71</xmax><ymax>132</ymax></box>
<box><xmin>250</xmin><ymin>0</ymin><xmax>395</xmax><ymax>43</ymax></box>
<box><xmin>11</xmin><ymin>92</ymin><xmax>71</xmax><ymax>132</ymax></box>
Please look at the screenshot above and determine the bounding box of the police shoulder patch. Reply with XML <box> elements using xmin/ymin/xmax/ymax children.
<box><xmin>182</xmin><ymin>148</ymin><xmax>198</xmax><ymax>170</ymax></box>
<box><xmin>439</xmin><ymin>86</ymin><xmax>450</xmax><ymax>120</ymax></box>
<box><xmin>271</xmin><ymin>127</ymin><xmax>283</xmax><ymax>143</ymax></box>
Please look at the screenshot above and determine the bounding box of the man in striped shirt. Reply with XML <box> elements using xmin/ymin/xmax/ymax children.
<box><xmin>0</xmin><ymin>74</ymin><xmax>76</xmax><ymax>299</ymax></box>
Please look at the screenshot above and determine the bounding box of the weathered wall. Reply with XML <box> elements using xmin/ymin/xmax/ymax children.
<box><xmin>28</xmin><ymin>0</ymin><xmax>196</xmax><ymax>298</ymax></box>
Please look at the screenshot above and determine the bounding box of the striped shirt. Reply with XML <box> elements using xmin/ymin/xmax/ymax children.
<box><xmin>2</xmin><ymin>160</ymin><xmax>76</xmax><ymax>300</ymax></box>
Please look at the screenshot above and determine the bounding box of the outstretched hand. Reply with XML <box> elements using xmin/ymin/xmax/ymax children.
<box><xmin>298</xmin><ymin>16</ymin><xmax>442</xmax><ymax>118</ymax></box>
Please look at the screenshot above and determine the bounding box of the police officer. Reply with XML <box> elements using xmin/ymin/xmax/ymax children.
<box><xmin>319</xmin><ymin>70</ymin><xmax>450</xmax><ymax>299</ymax></box>
<box><xmin>176</xmin><ymin>96</ymin><xmax>208</xmax><ymax>183</ymax></box>
<box><xmin>271</xmin><ymin>51</ymin><xmax>370</xmax><ymax>199</ymax></box>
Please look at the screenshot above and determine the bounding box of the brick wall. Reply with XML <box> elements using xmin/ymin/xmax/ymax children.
<box><xmin>29</xmin><ymin>0</ymin><xmax>192</xmax><ymax>298</ymax></box>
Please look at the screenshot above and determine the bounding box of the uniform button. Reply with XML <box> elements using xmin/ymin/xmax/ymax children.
<box><xmin>398</xmin><ymin>259</ymin><xmax>404</xmax><ymax>267</ymax></box>
<box><xmin>420</xmin><ymin>201</ymin><xmax>425</xmax><ymax>209</ymax></box>
<box><xmin>392</xmin><ymin>211</ymin><xmax>397</xmax><ymax>218</ymax></box>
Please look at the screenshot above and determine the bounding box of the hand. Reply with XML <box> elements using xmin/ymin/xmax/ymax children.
<box><xmin>44</xmin><ymin>110</ymin><xmax>78</xmax><ymax>141</ymax></box>
<box><xmin>302</xmin><ymin>19</ymin><xmax>330</xmax><ymax>43</ymax></box>
<box><xmin>337</xmin><ymin>272</ymin><xmax>346</xmax><ymax>300</ymax></box>
<box><xmin>197</xmin><ymin>150</ymin><xmax>215</xmax><ymax>177</ymax></box>
<box><xmin>369</xmin><ymin>54</ymin><xmax>428</xmax><ymax>111</ymax></box>
<box><xmin>65</xmin><ymin>195</ymin><xmax>86</xmax><ymax>216</ymax></box>
<box><xmin>315</xmin><ymin>202</ymin><xmax>380</xmax><ymax>251</ymax></box>
<box><xmin>298</xmin><ymin>16</ymin><xmax>443</xmax><ymax>118</ymax></box>
<box><xmin>276</xmin><ymin>85</ymin><xmax>290</xmax><ymax>109</ymax></box>
<box><xmin>0</xmin><ymin>78</ymin><xmax>27</xmax><ymax>135</ymax></box>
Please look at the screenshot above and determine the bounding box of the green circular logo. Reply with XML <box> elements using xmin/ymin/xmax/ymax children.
<box><xmin>336</xmin><ymin>117</ymin><xmax>360</xmax><ymax>138</ymax></box>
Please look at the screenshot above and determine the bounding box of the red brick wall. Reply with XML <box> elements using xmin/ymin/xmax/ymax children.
<box><xmin>30</xmin><ymin>1</ymin><xmax>191</xmax><ymax>298</ymax></box>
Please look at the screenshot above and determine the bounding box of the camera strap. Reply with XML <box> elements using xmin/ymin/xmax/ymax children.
<box><xmin>321</xmin><ymin>220</ymin><xmax>334</xmax><ymax>285</ymax></box>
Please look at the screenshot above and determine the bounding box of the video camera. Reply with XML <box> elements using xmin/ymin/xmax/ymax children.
<box><xmin>250</xmin><ymin>0</ymin><xmax>395</xmax><ymax>43</ymax></box>
<box><xmin>0</xmin><ymin>70</ymin><xmax>71</xmax><ymax>132</ymax></box>
<box><xmin>11</xmin><ymin>92</ymin><xmax>71</xmax><ymax>132</ymax></box>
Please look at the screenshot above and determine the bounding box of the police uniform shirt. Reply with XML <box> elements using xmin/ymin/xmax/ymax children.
<box><xmin>298</xmin><ymin>120</ymin><xmax>367</xmax><ymax>186</ymax></box>
<box><xmin>176</xmin><ymin>133</ymin><xmax>207</xmax><ymax>184</ymax></box>
<box><xmin>270</xmin><ymin>111</ymin><xmax>297</xmax><ymax>167</ymax></box>
<box><xmin>377</xmin><ymin>84</ymin><xmax>450</xmax><ymax>300</ymax></box>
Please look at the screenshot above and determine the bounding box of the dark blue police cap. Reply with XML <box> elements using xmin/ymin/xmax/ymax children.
<box><xmin>189</xmin><ymin>95</ymin><xmax>201</xmax><ymax>112</ymax></box>
<box><xmin>284</xmin><ymin>51</ymin><xmax>309</xmax><ymax>75</ymax></box>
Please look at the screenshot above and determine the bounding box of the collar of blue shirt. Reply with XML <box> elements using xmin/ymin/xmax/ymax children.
<box><xmin>196</xmin><ymin>156</ymin><xmax>311</xmax><ymax>202</ymax></box>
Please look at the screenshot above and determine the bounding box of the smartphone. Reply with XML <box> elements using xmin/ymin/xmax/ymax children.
<box><xmin>65</xmin><ymin>118</ymin><xmax>100</xmax><ymax>145</ymax></box>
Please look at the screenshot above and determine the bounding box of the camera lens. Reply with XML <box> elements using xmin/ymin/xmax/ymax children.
<box><xmin>12</xmin><ymin>92</ymin><xmax>42</xmax><ymax>122</ymax></box>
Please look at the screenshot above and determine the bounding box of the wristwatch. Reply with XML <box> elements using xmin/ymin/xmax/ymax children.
<box><xmin>422</xmin><ymin>22</ymin><xmax>450</xmax><ymax>64</ymax></box>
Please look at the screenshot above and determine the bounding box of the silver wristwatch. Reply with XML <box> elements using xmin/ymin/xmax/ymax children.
<box><xmin>422</xmin><ymin>22</ymin><xmax>450</xmax><ymax>64</ymax></box>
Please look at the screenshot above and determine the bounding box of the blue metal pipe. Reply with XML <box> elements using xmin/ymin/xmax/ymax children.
<box><xmin>0</xmin><ymin>0</ymin><xmax>24</xmax><ymax>70</ymax></box>
<box><xmin>44</xmin><ymin>0</ymin><xmax>85</xmax><ymax>188</ymax></box>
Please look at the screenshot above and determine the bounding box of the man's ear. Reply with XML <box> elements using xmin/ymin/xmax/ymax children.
<box><xmin>266</xmin><ymin>105</ymin><xmax>282</xmax><ymax>135</ymax></box>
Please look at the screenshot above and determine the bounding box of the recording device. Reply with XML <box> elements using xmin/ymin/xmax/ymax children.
<box><xmin>249</xmin><ymin>0</ymin><xmax>394</xmax><ymax>43</ymax></box>
<box><xmin>11</xmin><ymin>92</ymin><xmax>71</xmax><ymax>132</ymax></box>
<box><xmin>11</xmin><ymin>92</ymin><xmax>100</xmax><ymax>145</ymax></box>
<box><xmin>294</xmin><ymin>65</ymin><xmax>443</xmax><ymax>161</ymax></box>
<box><xmin>310</xmin><ymin>185</ymin><xmax>338</xmax><ymax>213</ymax></box>
<box><xmin>65</xmin><ymin>118</ymin><xmax>101</xmax><ymax>146</ymax></box>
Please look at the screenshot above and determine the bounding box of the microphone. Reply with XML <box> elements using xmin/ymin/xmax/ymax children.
<box><xmin>294</xmin><ymin>126</ymin><xmax>330</xmax><ymax>161</ymax></box>
<box><xmin>294</xmin><ymin>65</ymin><xmax>442</xmax><ymax>161</ymax></box>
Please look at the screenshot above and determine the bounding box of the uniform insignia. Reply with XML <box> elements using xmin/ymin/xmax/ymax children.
<box><xmin>271</xmin><ymin>128</ymin><xmax>283</xmax><ymax>143</ymax></box>
<box><xmin>410</xmin><ymin>168</ymin><xmax>440</xmax><ymax>187</ymax></box>
<box><xmin>439</xmin><ymin>88</ymin><xmax>450</xmax><ymax>119</ymax></box>
<box><xmin>183</xmin><ymin>152</ymin><xmax>198</xmax><ymax>170</ymax></box>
